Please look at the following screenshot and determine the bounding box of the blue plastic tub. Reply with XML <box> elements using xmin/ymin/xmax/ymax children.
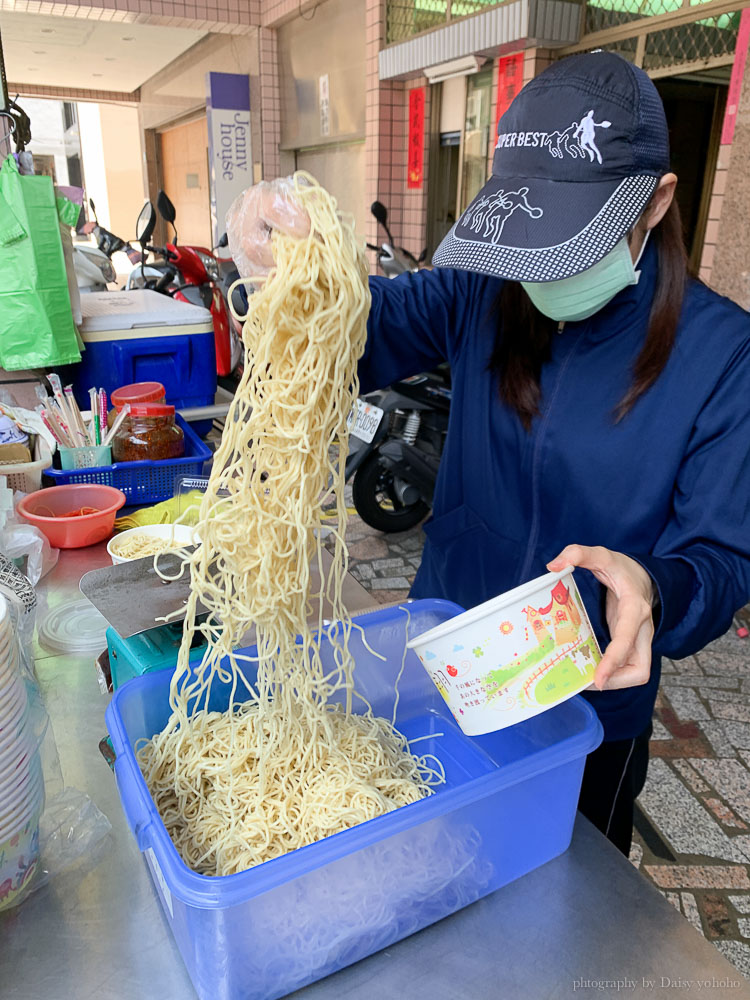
<box><xmin>106</xmin><ymin>600</ymin><xmax>603</xmax><ymax>1000</ymax></box>
<box><xmin>43</xmin><ymin>415</ymin><xmax>212</xmax><ymax>505</ymax></box>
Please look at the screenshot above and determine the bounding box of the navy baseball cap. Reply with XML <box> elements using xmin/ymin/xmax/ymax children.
<box><xmin>432</xmin><ymin>51</ymin><xmax>670</xmax><ymax>282</ymax></box>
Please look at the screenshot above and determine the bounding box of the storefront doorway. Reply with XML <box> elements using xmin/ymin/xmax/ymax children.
<box><xmin>158</xmin><ymin>116</ymin><xmax>212</xmax><ymax>248</ymax></box>
<box><xmin>654</xmin><ymin>73</ymin><xmax>727</xmax><ymax>272</ymax></box>
<box><xmin>426</xmin><ymin>65</ymin><xmax>494</xmax><ymax>259</ymax></box>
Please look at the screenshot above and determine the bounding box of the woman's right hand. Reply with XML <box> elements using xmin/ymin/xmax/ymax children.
<box><xmin>225</xmin><ymin>178</ymin><xmax>311</xmax><ymax>280</ymax></box>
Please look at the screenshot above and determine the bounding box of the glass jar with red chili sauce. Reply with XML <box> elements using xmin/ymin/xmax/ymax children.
<box><xmin>112</xmin><ymin>404</ymin><xmax>185</xmax><ymax>462</ymax></box>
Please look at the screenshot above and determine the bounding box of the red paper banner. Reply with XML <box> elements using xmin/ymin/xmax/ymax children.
<box><xmin>408</xmin><ymin>87</ymin><xmax>426</xmax><ymax>190</ymax></box>
<box><xmin>721</xmin><ymin>8</ymin><xmax>750</xmax><ymax>146</ymax></box>
<box><xmin>495</xmin><ymin>53</ymin><xmax>524</xmax><ymax>134</ymax></box>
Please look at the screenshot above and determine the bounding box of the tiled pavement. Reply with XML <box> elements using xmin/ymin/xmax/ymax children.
<box><xmin>331</xmin><ymin>498</ymin><xmax>750</xmax><ymax>979</ymax></box>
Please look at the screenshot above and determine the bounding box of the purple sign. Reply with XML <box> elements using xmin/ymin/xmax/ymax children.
<box><xmin>206</xmin><ymin>72</ymin><xmax>252</xmax><ymax>245</ymax></box>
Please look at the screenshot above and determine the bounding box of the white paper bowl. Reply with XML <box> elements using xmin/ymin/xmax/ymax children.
<box><xmin>0</xmin><ymin>682</ymin><xmax>27</xmax><ymax>732</ymax></box>
<box><xmin>406</xmin><ymin>568</ymin><xmax>602</xmax><ymax>736</ymax></box>
<box><xmin>0</xmin><ymin>686</ymin><xmax>29</xmax><ymax>735</ymax></box>
<box><xmin>0</xmin><ymin>782</ymin><xmax>43</xmax><ymax>836</ymax></box>
<box><xmin>0</xmin><ymin>675</ymin><xmax>24</xmax><ymax>714</ymax></box>
<box><xmin>0</xmin><ymin>747</ymin><xmax>40</xmax><ymax>797</ymax></box>
<box><xmin>0</xmin><ymin>642</ymin><xmax>21</xmax><ymax>685</ymax></box>
<box><xmin>0</xmin><ymin>732</ymin><xmax>33</xmax><ymax>775</ymax></box>
<box><xmin>107</xmin><ymin>523</ymin><xmax>198</xmax><ymax>565</ymax></box>
<box><xmin>0</xmin><ymin>770</ymin><xmax>44</xmax><ymax>833</ymax></box>
<box><xmin>0</xmin><ymin>709</ymin><xmax>30</xmax><ymax>758</ymax></box>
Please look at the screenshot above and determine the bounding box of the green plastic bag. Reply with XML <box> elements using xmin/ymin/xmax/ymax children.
<box><xmin>0</xmin><ymin>155</ymin><xmax>81</xmax><ymax>370</ymax></box>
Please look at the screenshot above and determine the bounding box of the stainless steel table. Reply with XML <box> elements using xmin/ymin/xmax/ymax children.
<box><xmin>1</xmin><ymin>548</ymin><xmax>747</xmax><ymax>1000</ymax></box>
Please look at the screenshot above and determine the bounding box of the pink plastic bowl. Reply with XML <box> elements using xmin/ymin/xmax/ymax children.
<box><xmin>17</xmin><ymin>485</ymin><xmax>126</xmax><ymax>549</ymax></box>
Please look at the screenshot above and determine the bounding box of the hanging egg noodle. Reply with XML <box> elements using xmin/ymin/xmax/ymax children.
<box><xmin>137</xmin><ymin>174</ymin><xmax>444</xmax><ymax>877</ymax></box>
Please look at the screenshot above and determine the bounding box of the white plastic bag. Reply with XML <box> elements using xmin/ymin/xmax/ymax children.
<box><xmin>226</xmin><ymin>176</ymin><xmax>311</xmax><ymax>281</ymax></box>
<box><xmin>1</xmin><ymin>506</ymin><xmax>58</xmax><ymax>585</ymax></box>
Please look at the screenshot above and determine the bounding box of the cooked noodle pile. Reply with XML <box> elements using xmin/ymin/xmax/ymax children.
<box><xmin>114</xmin><ymin>533</ymin><xmax>184</xmax><ymax>560</ymax></box>
<box><xmin>137</xmin><ymin>174</ymin><xmax>443</xmax><ymax>876</ymax></box>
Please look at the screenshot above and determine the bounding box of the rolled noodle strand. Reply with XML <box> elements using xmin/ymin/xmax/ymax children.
<box><xmin>138</xmin><ymin>174</ymin><xmax>443</xmax><ymax>876</ymax></box>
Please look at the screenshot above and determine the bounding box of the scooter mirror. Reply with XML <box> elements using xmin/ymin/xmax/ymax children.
<box><xmin>157</xmin><ymin>190</ymin><xmax>177</xmax><ymax>225</ymax></box>
<box><xmin>217</xmin><ymin>232</ymin><xmax>229</xmax><ymax>248</ymax></box>
<box><xmin>370</xmin><ymin>201</ymin><xmax>388</xmax><ymax>227</ymax></box>
<box><xmin>135</xmin><ymin>201</ymin><xmax>157</xmax><ymax>247</ymax></box>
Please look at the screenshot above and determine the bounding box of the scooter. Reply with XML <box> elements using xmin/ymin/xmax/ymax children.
<box><xmin>346</xmin><ymin>369</ymin><xmax>450</xmax><ymax>532</ymax></box>
<box><xmin>82</xmin><ymin>198</ymin><xmax>142</xmax><ymax>265</ymax></box>
<box><xmin>72</xmin><ymin>242</ymin><xmax>116</xmax><ymax>292</ymax></box>
<box><xmin>366</xmin><ymin>200</ymin><xmax>427</xmax><ymax>276</ymax></box>
<box><xmin>346</xmin><ymin>202</ymin><xmax>449</xmax><ymax>533</ymax></box>
<box><xmin>128</xmin><ymin>192</ymin><xmax>242</xmax><ymax>377</ymax></box>
<box><xmin>73</xmin><ymin>198</ymin><xmax>142</xmax><ymax>292</ymax></box>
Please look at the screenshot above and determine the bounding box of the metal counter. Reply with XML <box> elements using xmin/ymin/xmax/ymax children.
<box><xmin>1</xmin><ymin>547</ymin><xmax>747</xmax><ymax>1000</ymax></box>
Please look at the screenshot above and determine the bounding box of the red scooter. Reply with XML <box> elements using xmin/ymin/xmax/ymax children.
<box><xmin>130</xmin><ymin>193</ymin><xmax>242</xmax><ymax>377</ymax></box>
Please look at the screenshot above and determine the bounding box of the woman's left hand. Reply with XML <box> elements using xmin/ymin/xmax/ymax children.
<box><xmin>546</xmin><ymin>545</ymin><xmax>655</xmax><ymax>692</ymax></box>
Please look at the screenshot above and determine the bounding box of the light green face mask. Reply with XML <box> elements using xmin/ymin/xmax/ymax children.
<box><xmin>520</xmin><ymin>234</ymin><xmax>645</xmax><ymax>323</ymax></box>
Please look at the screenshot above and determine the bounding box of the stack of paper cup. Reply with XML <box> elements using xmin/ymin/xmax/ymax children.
<box><xmin>0</xmin><ymin>595</ymin><xmax>43</xmax><ymax>910</ymax></box>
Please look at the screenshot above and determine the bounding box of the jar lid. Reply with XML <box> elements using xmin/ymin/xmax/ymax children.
<box><xmin>127</xmin><ymin>403</ymin><xmax>176</xmax><ymax>417</ymax></box>
<box><xmin>111</xmin><ymin>382</ymin><xmax>166</xmax><ymax>407</ymax></box>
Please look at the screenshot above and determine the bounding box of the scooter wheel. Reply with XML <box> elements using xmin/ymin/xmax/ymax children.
<box><xmin>351</xmin><ymin>452</ymin><xmax>429</xmax><ymax>534</ymax></box>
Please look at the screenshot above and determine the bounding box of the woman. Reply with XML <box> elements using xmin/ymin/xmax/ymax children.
<box><xmin>229</xmin><ymin>51</ymin><xmax>750</xmax><ymax>855</ymax></box>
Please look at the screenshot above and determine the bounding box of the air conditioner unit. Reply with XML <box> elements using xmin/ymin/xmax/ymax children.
<box><xmin>424</xmin><ymin>55</ymin><xmax>487</xmax><ymax>85</ymax></box>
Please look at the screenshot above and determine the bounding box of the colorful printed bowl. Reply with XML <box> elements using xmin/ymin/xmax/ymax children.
<box><xmin>407</xmin><ymin>567</ymin><xmax>602</xmax><ymax>736</ymax></box>
<box><xmin>0</xmin><ymin>811</ymin><xmax>41</xmax><ymax>911</ymax></box>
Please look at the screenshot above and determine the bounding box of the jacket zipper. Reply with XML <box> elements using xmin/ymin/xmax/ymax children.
<box><xmin>517</xmin><ymin>326</ymin><xmax>585</xmax><ymax>582</ymax></box>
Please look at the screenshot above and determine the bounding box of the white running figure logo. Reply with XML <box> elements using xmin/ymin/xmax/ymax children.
<box><xmin>573</xmin><ymin>110</ymin><xmax>611</xmax><ymax>164</ymax></box>
<box><xmin>498</xmin><ymin>109</ymin><xmax>613</xmax><ymax>163</ymax></box>
<box><xmin>463</xmin><ymin>187</ymin><xmax>543</xmax><ymax>244</ymax></box>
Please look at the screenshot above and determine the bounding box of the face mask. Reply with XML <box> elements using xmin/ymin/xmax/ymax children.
<box><xmin>520</xmin><ymin>233</ymin><xmax>648</xmax><ymax>323</ymax></box>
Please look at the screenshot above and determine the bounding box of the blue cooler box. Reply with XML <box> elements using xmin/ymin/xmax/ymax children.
<box><xmin>71</xmin><ymin>290</ymin><xmax>217</xmax><ymax>409</ymax></box>
<box><xmin>106</xmin><ymin>600</ymin><xmax>603</xmax><ymax>1000</ymax></box>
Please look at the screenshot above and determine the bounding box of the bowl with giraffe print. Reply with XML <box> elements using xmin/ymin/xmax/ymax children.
<box><xmin>406</xmin><ymin>568</ymin><xmax>601</xmax><ymax>736</ymax></box>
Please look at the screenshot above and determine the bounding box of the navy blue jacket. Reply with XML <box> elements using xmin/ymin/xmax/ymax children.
<box><xmin>361</xmin><ymin>244</ymin><xmax>750</xmax><ymax>741</ymax></box>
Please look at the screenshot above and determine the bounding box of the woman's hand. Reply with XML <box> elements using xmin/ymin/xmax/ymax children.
<box><xmin>546</xmin><ymin>545</ymin><xmax>655</xmax><ymax>691</ymax></box>
<box><xmin>225</xmin><ymin>178</ymin><xmax>311</xmax><ymax>280</ymax></box>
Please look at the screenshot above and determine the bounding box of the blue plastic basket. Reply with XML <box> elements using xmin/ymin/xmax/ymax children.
<box><xmin>42</xmin><ymin>415</ymin><xmax>212</xmax><ymax>505</ymax></box>
<box><xmin>106</xmin><ymin>600</ymin><xmax>603</xmax><ymax>1000</ymax></box>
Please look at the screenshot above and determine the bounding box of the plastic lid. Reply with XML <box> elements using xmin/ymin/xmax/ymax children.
<box><xmin>127</xmin><ymin>404</ymin><xmax>176</xmax><ymax>417</ymax></box>
<box><xmin>111</xmin><ymin>382</ymin><xmax>166</xmax><ymax>408</ymax></box>
<box><xmin>38</xmin><ymin>598</ymin><xmax>109</xmax><ymax>655</ymax></box>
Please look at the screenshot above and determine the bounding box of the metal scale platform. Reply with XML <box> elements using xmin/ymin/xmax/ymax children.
<box><xmin>80</xmin><ymin>547</ymin><xmax>373</xmax><ymax>690</ymax></box>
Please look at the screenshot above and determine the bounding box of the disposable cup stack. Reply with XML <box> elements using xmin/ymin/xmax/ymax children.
<box><xmin>0</xmin><ymin>595</ymin><xmax>43</xmax><ymax>909</ymax></box>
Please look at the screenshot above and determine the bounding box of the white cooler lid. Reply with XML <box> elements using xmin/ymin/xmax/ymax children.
<box><xmin>79</xmin><ymin>289</ymin><xmax>212</xmax><ymax>337</ymax></box>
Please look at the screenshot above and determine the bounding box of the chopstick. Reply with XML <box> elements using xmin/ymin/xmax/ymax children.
<box><xmin>101</xmin><ymin>404</ymin><xmax>130</xmax><ymax>447</ymax></box>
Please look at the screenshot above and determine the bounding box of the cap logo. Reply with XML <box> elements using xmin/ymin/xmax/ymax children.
<box><xmin>463</xmin><ymin>187</ymin><xmax>543</xmax><ymax>244</ymax></box>
<box><xmin>496</xmin><ymin>109</ymin><xmax>612</xmax><ymax>165</ymax></box>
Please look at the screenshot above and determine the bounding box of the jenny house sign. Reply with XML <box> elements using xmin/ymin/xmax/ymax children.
<box><xmin>206</xmin><ymin>72</ymin><xmax>252</xmax><ymax>246</ymax></box>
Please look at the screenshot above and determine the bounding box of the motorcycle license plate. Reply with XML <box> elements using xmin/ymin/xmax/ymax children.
<box><xmin>347</xmin><ymin>399</ymin><xmax>384</xmax><ymax>443</ymax></box>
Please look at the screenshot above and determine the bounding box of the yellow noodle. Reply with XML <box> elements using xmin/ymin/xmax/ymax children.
<box><xmin>137</xmin><ymin>174</ymin><xmax>442</xmax><ymax>877</ymax></box>
<box><xmin>114</xmin><ymin>533</ymin><xmax>184</xmax><ymax>560</ymax></box>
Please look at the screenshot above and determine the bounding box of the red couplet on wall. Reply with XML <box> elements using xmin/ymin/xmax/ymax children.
<box><xmin>408</xmin><ymin>87</ymin><xmax>426</xmax><ymax>190</ymax></box>
<box><xmin>495</xmin><ymin>53</ymin><xmax>525</xmax><ymax>135</ymax></box>
<box><xmin>721</xmin><ymin>8</ymin><xmax>750</xmax><ymax>146</ymax></box>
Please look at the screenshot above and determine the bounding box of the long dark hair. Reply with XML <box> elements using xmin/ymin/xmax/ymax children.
<box><xmin>490</xmin><ymin>197</ymin><xmax>689</xmax><ymax>429</ymax></box>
